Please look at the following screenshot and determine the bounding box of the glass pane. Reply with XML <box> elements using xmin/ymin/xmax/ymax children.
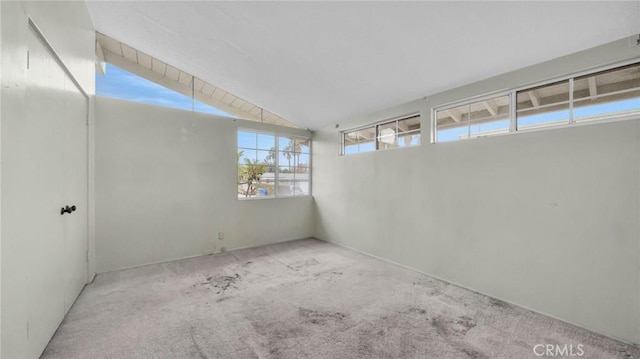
<box><xmin>277</xmin><ymin>177</ymin><xmax>295</xmax><ymax>196</ymax></box>
<box><xmin>468</xmin><ymin>96</ymin><xmax>510</xmax><ymax>138</ymax></box>
<box><xmin>292</xmin><ymin>165</ymin><xmax>310</xmax><ymax>176</ymax></box>
<box><xmin>344</xmin><ymin>143</ymin><xmax>358</xmax><ymax>155</ymax></box>
<box><xmin>279</xmin><ymin>136</ymin><xmax>294</xmax><ymax>151</ymax></box>
<box><xmin>238</xmin><ymin>131</ymin><xmax>256</xmax><ymax>149</ymax></box>
<box><xmin>517</xmin><ymin>80</ymin><xmax>570</xmax><ymax>130</ymax></box>
<box><xmin>398</xmin><ymin>131</ymin><xmax>421</xmax><ymax>147</ymax></box>
<box><xmin>397</xmin><ymin>115</ymin><xmax>421</xmax><ymax>147</ymax></box>
<box><xmin>292</xmin><ymin>181</ymin><xmax>310</xmax><ymax>196</ymax></box>
<box><xmin>343</xmin><ymin>131</ymin><xmax>357</xmax><ymax>153</ymax></box>
<box><xmin>436</xmin><ymin>95</ymin><xmax>510</xmax><ymax>142</ymax></box>
<box><xmin>262</xmin><ymin>162</ymin><xmax>276</xmax><ymax>174</ymax></box>
<box><xmin>257</xmin><ymin>150</ymin><xmax>275</xmax><ymax>165</ymax></box>
<box><xmin>470</xmin><ymin>120</ymin><xmax>510</xmax><ymax>138</ymax></box>
<box><xmin>436</xmin><ymin>103</ymin><xmax>470</xmax><ymax>142</ymax></box>
<box><xmin>377</xmin><ymin>121</ymin><xmax>397</xmax><ymax>150</ymax></box>
<box><xmin>294</xmin><ymin>138</ymin><xmax>311</xmax><ymax>154</ymax></box>
<box><xmin>573</xmin><ymin>63</ymin><xmax>640</xmax><ymax>123</ymax></box>
<box><xmin>296</xmin><ymin>153</ymin><xmax>310</xmax><ymax>166</ymax></box>
<box><xmin>97</xmin><ymin>63</ymin><xmax>233</xmax><ymax>117</ymax></box>
<box><xmin>258</xmin><ymin>174</ymin><xmax>275</xmax><ymax>197</ymax></box>
<box><xmin>357</xmin><ymin>127</ymin><xmax>376</xmax><ymax>153</ymax></box>
<box><xmin>237</xmin><ymin>182</ymin><xmax>245</xmax><ymax>198</ymax></box>
<box><xmin>238</xmin><ymin>163</ymin><xmax>269</xmax><ymax>198</ymax></box>
<box><xmin>238</xmin><ymin>149</ymin><xmax>257</xmax><ymax>164</ymax></box>
<box><xmin>343</xmin><ymin>127</ymin><xmax>376</xmax><ymax>154</ymax></box>
<box><xmin>278</xmin><ymin>150</ymin><xmax>295</xmax><ymax>167</ymax></box>
<box><xmin>237</xmin><ymin>165</ymin><xmax>247</xmax><ymax>181</ymax></box>
<box><xmin>257</xmin><ymin>134</ymin><xmax>275</xmax><ymax>150</ymax></box>
<box><xmin>293</xmin><ymin>167</ymin><xmax>310</xmax><ymax>193</ymax></box>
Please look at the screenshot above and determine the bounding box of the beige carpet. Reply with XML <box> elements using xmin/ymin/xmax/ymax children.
<box><xmin>42</xmin><ymin>239</ymin><xmax>638</xmax><ymax>358</ymax></box>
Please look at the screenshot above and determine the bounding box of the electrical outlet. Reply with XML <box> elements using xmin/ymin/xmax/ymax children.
<box><xmin>218</xmin><ymin>232</ymin><xmax>224</xmax><ymax>240</ymax></box>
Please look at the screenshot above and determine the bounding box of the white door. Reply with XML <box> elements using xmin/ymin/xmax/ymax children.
<box><xmin>60</xmin><ymin>60</ymin><xmax>89</xmax><ymax>314</ymax></box>
<box><xmin>3</xmin><ymin>24</ymin><xmax>89</xmax><ymax>358</ymax></box>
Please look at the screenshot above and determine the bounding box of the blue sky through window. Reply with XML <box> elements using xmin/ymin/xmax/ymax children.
<box><xmin>96</xmin><ymin>63</ymin><xmax>233</xmax><ymax>117</ymax></box>
<box><xmin>438</xmin><ymin>97</ymin><xmax>640</xmax><ymax>142</ymax></box>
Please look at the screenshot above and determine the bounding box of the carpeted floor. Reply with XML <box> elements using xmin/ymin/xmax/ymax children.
<box><xmin>42</xmin><ymin>238</ymin><xmax>638</xmax><ymax>359</ymax></box>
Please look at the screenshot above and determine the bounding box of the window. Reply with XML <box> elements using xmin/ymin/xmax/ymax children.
<box><xmin>343</xmin><ymin>126</ymin><xmax>376</xmax><ymax>155</ymax></box>
<box><xmin>377</xmin><ymin>115</ymin><xmax>421</xmax><ymax>150</ymax></box>
<box><xmin>434</xmin><ymin>61</ymin><xmax>640</xmax><ymax>143</ymax></box>
<box><xmin>435</xmin><ymin>95</ymin><xmax>510</xmax><ymax>142</ymax></box>
<box><xmin>342</xmin><ymin>114</ymin><xmax>421</xmax><ymax>155</ymax></box>
<box><xmin>277</xmin><ymin>136</ymin><xmax>311</xmax><ymax>196</ymax></box>
<box><xmin>516</xmin><ymin>63</ymin><xmax>640</xmax><ymax>129</ymax></box>
<box><xmin>516</xmin><ymin>80</ymin><xmax>570</xmax><ymax>130</ymax></box>
<box><xmin>97</xmin><ymin>63</ymin><xmax>232</xmax><ymax>117</ymax></box>
<box><xmin>572</xmin><ymin>63</ymin><xmax>640</xmax><ymax>123</ymax></box>
<box><xmin>237</xmin><ymin>130</ymin><xmax>310</xmax><ymax>198</ymax></box>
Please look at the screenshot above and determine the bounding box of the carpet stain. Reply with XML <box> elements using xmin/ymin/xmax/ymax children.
<box><xmin>407</xmin><ymin>307</ymin><xmax>427</xmax><ymax>315</ymax></box>
<box><xmin>215</xmin><ymin>296</ymin><xmax>235</xmax><ymax>303</ymax></box>
<box><xmin>430</xmin><ymin>315</ymin><xmax>450</xmax><ymax>336</ymax></box>
<box><xmin>430</xmin><ymin>314</ymin><xmax>477</xmax><ymax>337</ymax></box>
<box><xmin>249</xmin><ymin>315</ymin><xmax>307</xmax><ymax>357</ymax></box>
<box><xmin>189</xmin><ymin>327</ymin><xmax>209</xmax><ymax>359</ymax></box>
<box><xmin>489</xmin><ymin>297</ymin><xmax>512</xmax><ymax>309</ymax></box>
<box><xmin>196</xmin><ymin>273</ymin><xmax>242</xmax><ymax>294</ymax></box>
<box><xmin>298</xmin><ymin>307</ymin><xmax>346</xmax><ymax>325</ymax></box>
<box><xmin>461</xmin><ymin>347</ymin><xmax>489</xmax><ymax>359</ymax></box>
<box><xmin>456</xmin><ymin>315</ymin><xmax>477</xmax><ymax>333</ymax></box>
<box><xmin>293</xmin><ymin>258</ymin><xmax>320</xmax><ymax>269</ymax></box>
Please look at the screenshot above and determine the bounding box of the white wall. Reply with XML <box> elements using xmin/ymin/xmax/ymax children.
<box><xmin>1</xmin><ymin>1</ymin><xmax>95</xmax><ymax>357</ymax></box>
<box><xmin>95</xmin><ymin>97</ymin><xmax>314</xmax><ymax>273</ymax></box>
<box><xmin>313</xmin><ymin>36</ymin><xmax>640</xmax><ymax>344</ymax></box>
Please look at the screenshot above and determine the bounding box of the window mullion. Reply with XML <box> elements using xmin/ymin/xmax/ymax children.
<box><xmin>510</xmin><ymin>91</ymin><xmax>517</xmax><ymax>132</ymax></box>
<box><xmin>432</xmin><ymin>109</ymin><xmax>437</xmax><ymax>143</ymax></box>
<box><xmin>568</xmin><ymin>77</ymin><xmax>574</xmax><ymax>125</ymax></box>
<box><xmin>466</xmin><ymin>105</ymin><xmax>471</xmax><ymax>139</ymax></box>
<box><xmin>275</xmin><ymin>135</ymin><xmax>279</xmax><ymax>197</ymax></box>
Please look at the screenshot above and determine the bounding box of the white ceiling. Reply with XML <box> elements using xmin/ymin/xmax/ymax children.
<box><xmin>86</xmin><ymin>1</ymin><xmax>640</xmax><ymax>130</ymax></box>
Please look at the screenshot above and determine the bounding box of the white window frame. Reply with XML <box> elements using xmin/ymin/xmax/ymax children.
<box><xmin>237</xmin><ymin>128</ymin><xmax>312</xmax><ymax>200</ymax></box>
<box><xmin>432</xmin><ymin>59</ymin><xmax>640</xmax><ymax>143</ymax></box>
<box><xmin>341</xmin><ymin>113</ymin><xmax>421</xmax><ymax>155</ymax></box>
<box><xmin>432</xmin><ymin>91</ymin><xmax>513</xmax><ymax>143</ymax></box>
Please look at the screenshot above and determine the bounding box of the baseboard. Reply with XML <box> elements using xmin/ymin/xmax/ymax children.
<box><xmin>312</xmin><ymin>236</ymin><xmax>640</xmax><ymax>347</ymax></box>
<box><xmin>95</xmin><ymin>236</ymin><xmax>315</xmax><ymax>276</ymax></box>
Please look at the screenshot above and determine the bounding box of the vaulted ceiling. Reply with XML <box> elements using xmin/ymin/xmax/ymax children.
<box><xmin>86</xmin><ymin>1</ymin><xmax>639</xmax><ymax>130</ymax></box>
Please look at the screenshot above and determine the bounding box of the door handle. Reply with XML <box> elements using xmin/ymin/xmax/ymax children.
<box><xmin>60</xmin><ymin>205</ymin><xmax>76</xmax><ymax>215</ymax></box>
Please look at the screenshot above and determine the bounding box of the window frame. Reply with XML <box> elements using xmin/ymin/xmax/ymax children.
<box><xmin>341</xmin><ymin>113</ymin><xmax>422</xmax><ymax>155</ymax></box>
<box><xmin>432</xmin><ymin>91</ymin><xmax>513</xmax><ymax>143</ymax></box>
<box><xmin>237</xmin><ymin>128</ymin><xmax>312</xmax><ymax>200</ymax></box>
<box><xmin>432</xmin><ymin>59</ymin><xmax>640</xmax><ymax>143</ymax></box>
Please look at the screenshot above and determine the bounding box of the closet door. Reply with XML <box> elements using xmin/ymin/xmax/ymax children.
<box><xmin>13</xmin><ymin>25</ymin><xmax>88</xmax><ymax>358</ymax></box>
<box><xmin>60</xmin><ymin>60</ymin><xmax>89</xmax><ymax>314</ymax></box>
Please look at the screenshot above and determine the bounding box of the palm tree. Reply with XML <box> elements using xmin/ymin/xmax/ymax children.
<box><xmin>238</xmin><ymin>151</ymin><xmax>265</xmax><ymax>197</ymax></box>
<box><xmin>283</xmin><ymin>143</ymin><xmax>292</xmax><ymax>168</ymax></box>
<box><xmin>264</xmin><ymin>147</ymin><xmax>276</xmax><ymax>172</ymax></box>
<box><xmin>284</xmin><ymin>139</ymin><xmax>303</xmax><ymax>172</ymax></box>
<box><xmin>240</xmin><ymin>158</ymin><xmax>265</xmax><ymax>197</ymax></box>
